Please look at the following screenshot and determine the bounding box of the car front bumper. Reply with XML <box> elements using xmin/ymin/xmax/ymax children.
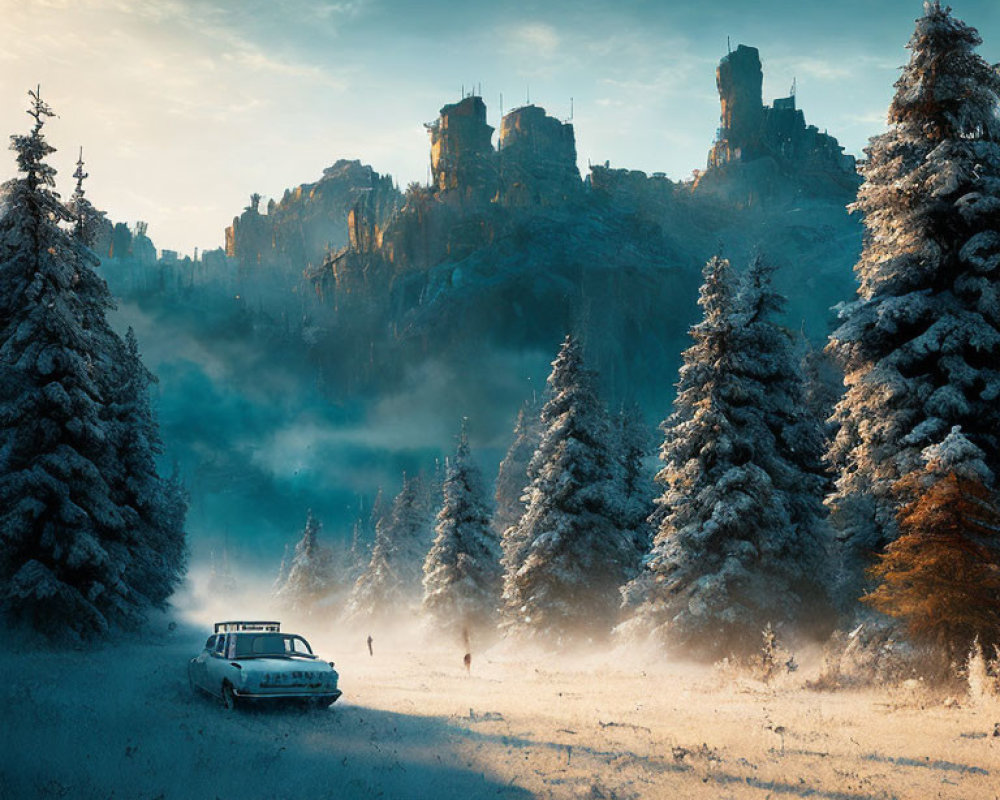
<box><xmin>233</xmin><ymin>689</ymin><xmax>342</xmax><ymax>703</ymax></box>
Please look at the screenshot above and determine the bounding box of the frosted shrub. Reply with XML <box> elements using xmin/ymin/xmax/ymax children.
<box><xmin>754</xmin><ymin>624</ymin><xmax>797</xmax><ymax>684</ymax></box>
<box><xmin>966</xmin><ymin>638</ymin><xmax>1000</xmax><ymax>706</ymax></box>
<box><xmin>713</xmin><ymin>624</ymin><xmax>798</xmax><ymax>686</ymax></box>
<box><xmin>809</xmin><ymin>623</ymin><xmax>924</xmax><ymax>690</ymax></box>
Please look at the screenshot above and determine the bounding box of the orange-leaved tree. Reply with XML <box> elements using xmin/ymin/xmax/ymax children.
<box><xmin>863</xmin><ymin>433</ymin><xmax>1000</xmax><ymax>662</ymax></box>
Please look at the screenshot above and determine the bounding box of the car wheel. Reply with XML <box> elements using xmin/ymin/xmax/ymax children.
<box><xmin>221</xmin><ymin>681</ymin><xmax>237</xmax><ymax>710</ymax></box>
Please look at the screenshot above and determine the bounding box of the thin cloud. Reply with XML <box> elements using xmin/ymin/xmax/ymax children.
<box><xmin>512</xmin><ymin>22</ymin><xmax>561</xmax><ymax>55</ymax></box>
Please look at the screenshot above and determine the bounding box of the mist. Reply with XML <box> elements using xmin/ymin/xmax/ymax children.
<box><xmin>108</xmin><ymin>295</ymin><xmax>560</xmax><ymax>572</ymax></box>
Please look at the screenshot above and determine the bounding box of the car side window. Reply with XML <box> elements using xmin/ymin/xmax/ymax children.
<box><xmin>205</xmin><ymin>635</ymin><xmax>216</xmax><ymax>651</ymax></box>
<box><xmin>214</xmin><ymin>635</ymin><xmax>226</xmax><ymax>655</ymax></box>
<box><xmin>289</xmin><ymin>636</ymin><xmax>313</xmax><ymax>654</ymax></box>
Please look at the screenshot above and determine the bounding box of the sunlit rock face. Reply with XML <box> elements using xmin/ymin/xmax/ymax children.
<box><xmin>701</xmin><ymin>44</ymin><xmax>858</xmax><ymax>203</ymax></box>
<box><xmin>428</xmin><ymin>96</ymin><xmax>497</xmax><ymax>205</ymax></box>
<box><xmin>225</xmin><ymin>159</ymin><xmax>400</xmax><ymax>274</ymax></box>
<box><xmin>709</xmin><ymin>44</ymin><xmax>766</xmax><ymax>165</ymax></box>
<box><xmin>226</xmin><ymin>194</ymin><xmax>270</xmax><ymax>273</ymax></box>
<box><xmin>497</xmin><ymin>104</ymin><xmax>582</xmax><ymax>208</ymax></box>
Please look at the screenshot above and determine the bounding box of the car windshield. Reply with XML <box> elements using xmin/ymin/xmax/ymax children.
<box><xmin>233</xmin><ymin>633</ymin><xmax>314</xmax><ymax>658</ymax></box>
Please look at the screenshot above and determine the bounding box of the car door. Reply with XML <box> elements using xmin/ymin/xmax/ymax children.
<box><xmin>204</xmin><ymin>633</ymin><xmax>229</xmax><ymax>693</ymax></box>
<box><xmin>191</xmin><ymin>635</ymin><xmax>215</xmax><ymax>692</ymax></box>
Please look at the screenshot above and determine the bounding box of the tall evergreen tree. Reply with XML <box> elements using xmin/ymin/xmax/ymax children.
<box><xmin>0</xmin><ymin>90</ymin><xmax>156</xmax><ymax>636</ymax></box>
<box><xmin>496</xmin><ymin>398</ymin><xmax>542</xmax><ymax>563</ymax></box>
<box><xmin>349</xmin><ymin>473</ymin><xmax>432</xmax><ymax>620</ymax></box>
<box><xmin>740</xmin><ymin>258</ymin><xmax>831</xmax><ymax>559</ymax></box>
<box><xmin>273</xmin><ymin>543</ymin><xmax>292</xmax><ymax>594</ymax></box>
<box><xmin>422</xmin><ymin>420</ymin><xmax>502</xmax><ymax>635</ymax></box>
<box><xmin>615</xmin><ymin>401</ymin><xmax>655</xmax><ymax>564</ymax></box>
<box><xmin>274</xmin><ymin>510</ymin><xmax>337</xmax><ymax>615</ymax></box>
<box><xmin>502</xmin><ymin>336</ymin><xmax>634</xmax><ymax>641</ymax></box>
<box><xmin>106</xmin><ymin>328</ymin><xmax>187</xmax><ymax>606</ymax></box>
<box><xmin>345</xmin><ymin>489</ymin><xmax>384</xmax><ymax>583</ymax></box>
<box><xmin>345</xmin><ymin>520</ymin><xmax>366</xmax><ymax>583</ymax></box>
<box><xmin>826</xmin><ymin>2</ymin><xmax>1000</xmax><ymax>600</ymax></box>
<box><xmin>621</xmin><ymin>256</ymin><xmax>831</xmax><ymax>657</ymax></box>
<box><xmin>427</xmin><ymin>458</ymin><xmax>446</xmax><ymax>517</ymax></box>
<box><xmin>370</xmin><ymin>486</ymin><xmax>389</xmax><ymax>532</ymax></box>
<box><xmin>68</xmin><ymin>148</ymin><xmax>107</xmax><ymax>248</ymax></box>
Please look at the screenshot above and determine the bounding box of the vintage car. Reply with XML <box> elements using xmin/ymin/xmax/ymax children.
<box><xmin>188</xmin><ymin>621</ymin><xmax>342</xmax><ymax>709</ymax></box>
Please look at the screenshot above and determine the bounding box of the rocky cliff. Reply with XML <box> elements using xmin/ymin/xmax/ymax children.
<box><xmin>498</xmin><ymin>104</ymin><xmax>582</xmax><ymax>208</ymax></box>
<box><xmin>428</xmin><ymin>96</ymin><xmax>496</xmax><ymax>204</ymax></box>
<box><xmin>197</xmin><ymin>44</ymin><xmax>863</xmax><ymax>408</ymax></box>
<box><xmin>225</xmin><ymin>159</ymin><xmax>400</xmax><ymax>275</ymax></box>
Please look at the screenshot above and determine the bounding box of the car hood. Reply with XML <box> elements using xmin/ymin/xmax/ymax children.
<box><xmin>237</xmin><ymin>657</ymin><xmax>332</xmax><ymax>674</ymax></box>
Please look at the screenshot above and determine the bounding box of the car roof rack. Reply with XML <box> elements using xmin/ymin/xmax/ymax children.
<box><xmin>214</xmin><ymin>621</ymin><xmax>281</xmax><ymax>633</ymax></box>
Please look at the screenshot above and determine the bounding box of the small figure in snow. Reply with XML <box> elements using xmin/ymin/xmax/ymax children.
<box><xmin>367</xmin><ymin>634</ymin><xmax>373</xmax><ymax>656</ymax></box>
<box><xmin>463</xmin><ymin>652</ymin><xmax>471</xmax><ymax>674</ymax></box>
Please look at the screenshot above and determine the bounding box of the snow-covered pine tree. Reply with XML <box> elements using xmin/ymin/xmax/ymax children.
<box><xmin>106</xmin><ymin>327</ymin><xmax>187</xmax><ymax>607</ymax></box>
<box><xmin>345</xmin><ymin>520</ymin><xmax>366</xmax><ymax>583</ymax></box>
<box><xmin>615</xmin><ymin>401</ymin><xmax>655</xmax><ymax>566</ymax></box>
<box><xmin>370</xmin><ymin>486</ymin><xmax>389</xmax><ymax>532</ymax></box>
<box><xmin>348</xmin><ymin>519</ymin><xmax>402</xmax><ymax>621</ymax></box>
<box><xmin>495</xmin><ymin>398</ymin><xmax>541</xmax><ymax>563</ymax></box>
<box><xmin>502</xmin><ymin>335</ymin><xmax>635</xmax><ymax>641</ymax></box>
<box><xmin>620</xmin><ymin>256</ymin><xmax>831</xmax><ymax>658</ymax></box>
<box><xmin>68</xmin><ymin>148</ymin><xmax>108</xmax><ymax>248</ymax></box>
<box><xmin>392</xmin><ymin>473</ymin><xmax>434</xmax><ymax>587</ymax></box>
<box><xmin>273</xmin><ymin>543</ymin><xmax>292</xmax><ymax>594</ymax></box>
<box><xmin>209</xmin><ymin>544</ymin><xmax>237</xmax><ymax>594</ymax></box>
<box><xmin>422</xmin><ymin>420</ymin><xmax>502</xmax><ymax>635</ymax></box>
<box><xmin>347</xmin><ymin>488</ymin><xmax>387</xmax><ymax>580</ymax></box>
<box><xmin>427</xmin><ymin>458</ymin><xmax>446</xmax><ymax>517</ymax></box>
<box><xmin>348</xmin><ymin>473</ymin><xmax>433</xmax><ymax>620</ymax></box>
<box><xmin>801</xmin><ymin>342</ymin><xmax>842</xmax><ymax>442</ymax></box>
<box><xmin>274</xmin><ymin>510</ymin><xmax>337</xmax><ymax>615</ymax></box>
<box><xmin>0</xmin><ymin>90</ymin><xmax>139</xmax><ymax>636</ymax></box>
<box><xmin>71</xmin><ymin>143</ymin><xmax>186</xmax><ymax>610</ymax></box>
<box><xmin>739</xmin><ymin>258</ymin><xmax>832</xmax><ymax>578</ymax></box>
<box><xmin>826</xmin><ymin>2</ymin><xmax>1000</xmax><ymax>602</ymax></box>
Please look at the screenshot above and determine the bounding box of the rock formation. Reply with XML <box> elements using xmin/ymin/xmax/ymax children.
<box><xmin>498</xmin><ymin>104</ymin><xmax>582</xmax><ymax>207</ymax></box>
<box><xmin>315</xmin><ymin>98</ymin><xmax>587</xmax><ymax>303</ymax></box>
<box><xmin>427</xmin><ymin>96</ymin><xmax>496</xmax><ymax>204</ymax></box>
<box><xmin>192</xmin><ymin>43</ymin><xmax>865</xmax><ymax>411</ymax></box>
<box><xmin>701</xmin><ymin>44</ymin><xmax>857</xmax><ymax>202</ymax></box>
<box><xmin>225</xmin><ymin>159</ymin><xmax>400</xmax><ymax>274</ymax></box>
<box><xmin>226</xmin><ymin>194</ymin><xmax>270</xmax><ymax>273</ymax></box>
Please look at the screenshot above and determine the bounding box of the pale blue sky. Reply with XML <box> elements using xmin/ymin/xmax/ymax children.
<box><xmin>2</xmin><ymin>0</ymin><xmax>998</xmax><ymax>253</ymax></box>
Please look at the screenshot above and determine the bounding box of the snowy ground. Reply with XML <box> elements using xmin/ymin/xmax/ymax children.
<box><xmin>2</xmin><ymin>583</ymin><xmax>998</xmax><ymax>799</ymax></box>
